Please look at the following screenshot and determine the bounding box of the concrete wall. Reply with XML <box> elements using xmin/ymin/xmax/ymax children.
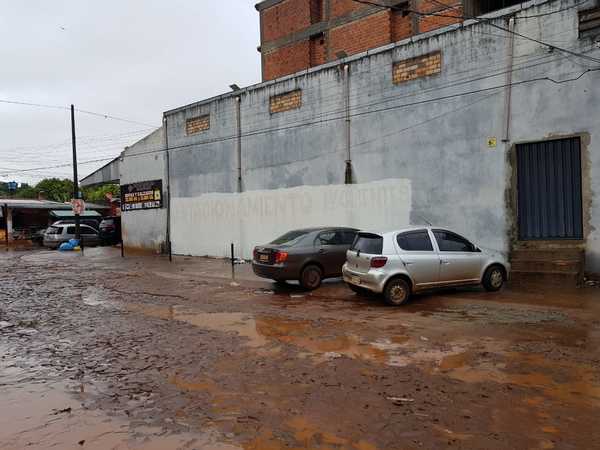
<box><xmin>80</xmin><ymin>158</ymin><xmax>120</xmax><ymax>188</ymax></box>
<box><xmin>171</xmin><ymin>179</ymin><xmax>411</xmax><ymax>258</ymax></box>
<box><xmin>120</xmin><ymin>127</ymin><xmax>167</xmax><ymax>252</ymax></box>
<box><xmin>161</xmin><ymin>0</ymin><xmax>600</xmax><ymax>271</ymax></box>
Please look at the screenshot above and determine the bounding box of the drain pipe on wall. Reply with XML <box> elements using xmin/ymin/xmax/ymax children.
<box><xmin>502</xmin><ymin>17</ymin><xmax>515</xmax><ymax>145</ymax></box>
<box><xmin>163</xmin><ymin>115</ymin><xmax>172</xmax><ymax>262</ymax></box>
<box><xmin>343</xmin><ymin>63</ymin><xmax>353</xmax><ymax>184</ymax></box>
<box><xmin>236</xmin><ymin>95</ymin><xmax>243</xmax><ymax>193</ymax></box>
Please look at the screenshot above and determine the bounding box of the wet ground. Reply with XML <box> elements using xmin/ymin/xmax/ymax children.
<box><xmin>1</xmin><ymin>247</ymin><xmax>599</xmax><ymax>449</ymax></box>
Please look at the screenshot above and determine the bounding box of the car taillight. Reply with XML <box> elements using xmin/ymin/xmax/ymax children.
<box><xmin>370</xmin><ymin>257</ymin><xmax>388</xmax><ymax>268</ymax></box>
<box><xmin>274</xmin><ymin>251</ymin><xmax>288</xmax><ymax>264</ymax></box>
<box><xmin>253</xmin><ymin>248</ymin><xmax>259</xmax><ymax>260</ymax></box>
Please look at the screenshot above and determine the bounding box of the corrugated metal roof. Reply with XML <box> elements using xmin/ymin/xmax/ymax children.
<box><xmin>50</xmin><ymin>210</ymin><xmax>101</xmax><ymax>218</ymax></box>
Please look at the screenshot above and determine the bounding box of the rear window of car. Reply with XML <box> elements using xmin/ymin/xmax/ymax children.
<box><xmin>270</xmin><ymin>230</ymin><xmax>310</xmax><ymax>245</ymax></box>
<box><xmin>351</xmin><ymin>233</ymin><xmax>383</xmax><ymax>254</ymax></box>
<box><xmin>397</xmin><ymin>230</ymin><xmax>433</xmax><ymax>251</ymax></box>
<box><xmin>101</xmin><ymin>219</ymin><xmax>114</xmax><ymax>226</ymax></box>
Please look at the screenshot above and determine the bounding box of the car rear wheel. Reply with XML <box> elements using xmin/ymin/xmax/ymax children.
<box><xmin>383</xmin><ymin>278</ymin><xmax>410</xmax><ymax>306</ymax></box>
<box><xmin>300</xmin><ymin>265</ymin><xmax>322</xmax><ymax>290</ymax></box>
<box><xmin>483</xmin><ymin>265</ymin><xmax>505</xmax><ymax>292</ymax></box>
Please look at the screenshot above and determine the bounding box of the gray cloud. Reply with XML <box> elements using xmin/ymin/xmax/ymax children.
<box><xmin>0</xmin><ymin>0</ymin><xmax>260</xmax><ymax>185</ymax></box>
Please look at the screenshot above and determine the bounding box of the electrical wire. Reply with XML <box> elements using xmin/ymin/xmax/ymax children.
<box><xmin>351</xmin><ymin>0</ymin><xmax>600</xmax><ymax>64</ymax></box>
<box><xmin>0</xmin><ymin>99</ymin><xmax>160</xmax><ymax>128</ymax></box>
<box><xmin>1</xmin><ymin>64</ymin><xmax>597</xmax><ymax>177</ymax></box>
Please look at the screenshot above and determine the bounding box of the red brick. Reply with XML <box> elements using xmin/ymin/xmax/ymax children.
<box><xmin>263</xmin><ymin>40</ymin><xmax>310</xmax><ymax>81</ymax></box>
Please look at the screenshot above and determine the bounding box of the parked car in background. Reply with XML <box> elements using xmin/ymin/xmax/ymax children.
<box><xmin>52</xmin><ymin>219</ymin><xmax>101</xmax><ymax>230</ymax></box>
<box><xmin>343</xmin><ymin>227</ymin><xmax>509</xmax><ymax>306</ymax></box>
<box><xmin>99</xmin><ymin>216</ymin><xmax>121</xmax><ymax>245</ymax></box>
<box><xmin>253</xmin><ymin>227</ymin><xmax>359</xmax><ymax>289</ymax></box>
<box><xmin>31</xmin><ymin>228</ymin><xmax>47</xmax><ymax>246</ymax></box>
<box><xmin>43</xmin><ymin>224</ymin><xmax>100</xmax><ymax>249</ymax></box>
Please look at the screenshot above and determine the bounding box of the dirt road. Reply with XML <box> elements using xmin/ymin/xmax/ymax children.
<box><xmin>1</xmin><ymin>248</ymin><xmax>599</xmax><ymax>449</ymax></box>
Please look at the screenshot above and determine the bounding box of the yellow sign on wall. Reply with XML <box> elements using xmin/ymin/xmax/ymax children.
<box><xmin>487</xmin><ymin>137</ymin><xmax>497</xmax><ymax>148</ymax></box>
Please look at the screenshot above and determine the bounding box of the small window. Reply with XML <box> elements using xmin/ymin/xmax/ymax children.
<box><xmin>351</xmin><ymin>233</ymin><xmax>383</xmax><ymax>255</ymax></box>
<box><xmin>433</xmin><ymin>230</ymin><xmax>474</xmax><ymax>252</ymax></box>
<box><xmin>397</xmin><ymin>230</ymin><xmax>433</xmax><ymax>251</ymax></box>
<box><xmin>81</xmin><ymin>227</ymin><xmax>97</xmax><ymax>235</ymax></box>
<box><xmin>579</xmin><ymin>8</ymin><xmax>600</xmax><ymax>38</ymax></box>
<box><xmin>186</xmin><ymin>115</ymin><xmax>210</xmax><ymax>135</ymax></box>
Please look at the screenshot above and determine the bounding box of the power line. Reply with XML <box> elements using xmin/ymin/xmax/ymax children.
<box><xmin>0</xmin><ymin>99</ymin><xmax>160</xmax><ymax>128</ymax></box>
<box><xmin>1</xmin><ymin>65</ymin><xmax>597</xmax><ymax>177</ymax></box>
<box><xmin>351</xmin><ymin>0</ymin><xmax>600</xmax><ymax>65</ymax></box>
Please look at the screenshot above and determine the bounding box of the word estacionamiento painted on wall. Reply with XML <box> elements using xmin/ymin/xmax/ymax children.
<box><xmin>121</xmin><ymin>180</ymin><xmax>163</xmax><ymax>212</ymax></box>
<box><xmin>171</xmin><ymin>179</ymin><xmax>412</xmax><ymax>259</ymax></box>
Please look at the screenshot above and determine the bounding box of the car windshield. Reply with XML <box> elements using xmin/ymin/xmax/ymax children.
<box><xmin>270</xmin><ymin>230</ymin><xmax>310</xmax><ymax>246</ymax></box>
<box><xmin>351</xmin><ymin>233</ymin><xmax>383</xmax><ymax>254</ymax></box>
<box><xmin>46</xmin><ymin>226</ymin><xmax>61</xmax><ymax>235</ymax></box>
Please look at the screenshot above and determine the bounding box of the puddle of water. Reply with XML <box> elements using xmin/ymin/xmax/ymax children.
<box><xmin>445</xmin><ymin>352</ymin><xmax>600</xmax><ymax>408</ymax></box>
<box><xmin>127</xmin><ymin>304</ymin><xmax>267</xmax><ymax>348</ymax></box>
<box><xmin>243</xmin><ymin>417</ymin><xmax>378</xmax><ymax>450</ymax></box>
<box><xmin>82</xmin><ymin>287</ymin><xmax>113</xmax><ymax>307</ymax></box>
<box><xmin>0</xmin><ymin>365</ymin><xmax>240</xmax><ymax>450</ymax></box>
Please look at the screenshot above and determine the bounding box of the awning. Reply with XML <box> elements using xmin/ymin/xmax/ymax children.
<box><xmin>50</xmin><ymin>210</ymin><xmax>102</xmax><ymax>219</ymax></box>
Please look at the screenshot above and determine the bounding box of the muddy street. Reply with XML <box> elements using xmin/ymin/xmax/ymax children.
<box><xmin>1</xmin><ymin>248</ymin><xmax>599</xmax><ymax>449</ymax></box>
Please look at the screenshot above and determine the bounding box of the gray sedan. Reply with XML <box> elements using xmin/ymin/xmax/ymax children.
<box><xmin>252</xmin><ymin>227</ymin><xmax>359</xmax><ymax>289</ymax></box>
<box><xmin>343</xmin><ymin>227</ymin><xmax>510</xmax><ymax>305</ymax></box>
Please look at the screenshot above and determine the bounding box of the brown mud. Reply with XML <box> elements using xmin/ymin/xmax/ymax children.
<box><xmin>1</xmin><ymin>247</ymin><xmax>599</xmax><ymax>449</ymax></box>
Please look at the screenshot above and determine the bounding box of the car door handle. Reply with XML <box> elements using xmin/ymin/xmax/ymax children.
<box><xmin>441</xmin><ymin>261</ymin><xmax>451</xmax><ymax>265</ymax></box>
<box><xmin>318</xmin><ymin>248</ymin><xmax>326</xmax><ymax>254</ymax></box>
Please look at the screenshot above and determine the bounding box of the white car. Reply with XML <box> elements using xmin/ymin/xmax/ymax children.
<box><xmin>342</xmin><ymin>227</ymin><xmax>510</xmax><ymax>306</ymax></box>
<box><xmin>43</xmin><ymin>223</ymin><xmax>100</xmax><ymax>249</ymax></box>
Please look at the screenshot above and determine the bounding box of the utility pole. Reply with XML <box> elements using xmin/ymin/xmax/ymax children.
<box><xmin>71</xmin><ymin>104</ymin><xmax>81</xmax><ymax>244</ymax></box>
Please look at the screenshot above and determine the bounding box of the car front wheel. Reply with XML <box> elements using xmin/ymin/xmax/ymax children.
<box><xmin>383</xmin><ymin>278</ymin><xmax>410</xmax><ymax>306</ymax></box>
<box><xmin>482</xmin><ymin>265</ymin><xmax>505</xmax><ymax>292</ymax></box>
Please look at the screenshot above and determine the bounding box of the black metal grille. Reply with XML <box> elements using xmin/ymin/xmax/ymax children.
<box><xmin>517</xmin><ymin>138</ymin><xmax>583</xmax><ymax>240</ymax></box>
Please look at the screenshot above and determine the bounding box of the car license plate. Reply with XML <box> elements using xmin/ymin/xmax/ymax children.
<box><xmin>259</xmin><ymin>254</ymin><xmax>269</xmax><ymax>262</ymax></box>
<box><xmin>351</xmin><ymin>276</ymin><xmax>361</xmax><ymax>285</ymax></box>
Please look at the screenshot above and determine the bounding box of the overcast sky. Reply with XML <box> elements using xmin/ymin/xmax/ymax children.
<box><xmin>0</xmin><ymin>0</ymin><xmax>261</xmax><ymax>186</ymax></box>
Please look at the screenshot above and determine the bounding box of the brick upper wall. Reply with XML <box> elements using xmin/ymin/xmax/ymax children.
<box><xmin>329</xmin><ymin>10</ymin><xmax>391</xmax><ymax>59</ymax></box>
<box><xmin>261</xmin><ymin>0</ymin><xmax>312</xmax><ymax>43</ymax></box>
<box><xmin>263</xmin><ymin>40</ymin><xmax>310</xmax><ymax>81</ymax></box>
<box><xmin>330</xmin><ymin>0</ymin><xmax>369</xmax><ymax>19</ymax></box>
<box><xmin>258</xmin><ymin>0</ymin><xmax>468</xmax><ymax>80</ymax></box>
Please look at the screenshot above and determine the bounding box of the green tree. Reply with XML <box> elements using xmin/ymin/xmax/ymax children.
<box><xmin>82</xmin><ymin>184</ymin><xmax>120</xmax><ymax>203</ymax></box>
<box><xmin>33</xmin><ymin>178</ymin><xmax>74</xmax><ymax>203</ymax></box>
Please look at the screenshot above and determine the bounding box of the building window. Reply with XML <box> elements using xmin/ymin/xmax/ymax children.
<box><xmin>464</xmin><ymin>0</ymin><xmax>523</xmax><ymax>16</ymax></box>
<box><xmin>270</xmin><ymin>90</ymin><xmax>302</xmax><ymax>114</ymax></box>
<box><xmin>579</xmin><ymin>8</ymin><xmax>600</xmax><ymax>38</ymax></box>
<box><xmin>186</xmin><ymin>115</ymin><xmax>210</xmax><ymax>135</ymax></box>
<box><xmin>393</xmin><ymin>51</ymin><xmax>442</xmax><ymax>84</ymax></box>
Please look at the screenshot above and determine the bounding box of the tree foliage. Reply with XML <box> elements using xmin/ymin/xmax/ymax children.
<box><xmin>82</xmin><ymin>184</ymin><xmax>120</xmax><ymax>203</ymax></box>
<box><xmin>1</xmin><ymin>178</ymin><xmax>120</xmax><ymax>204</ymax></box>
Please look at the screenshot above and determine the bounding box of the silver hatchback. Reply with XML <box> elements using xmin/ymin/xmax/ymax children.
<box><xmin>342</xmin><ymin>227</ymin><xmax>509</xmax><ymax>306</ymax></box>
